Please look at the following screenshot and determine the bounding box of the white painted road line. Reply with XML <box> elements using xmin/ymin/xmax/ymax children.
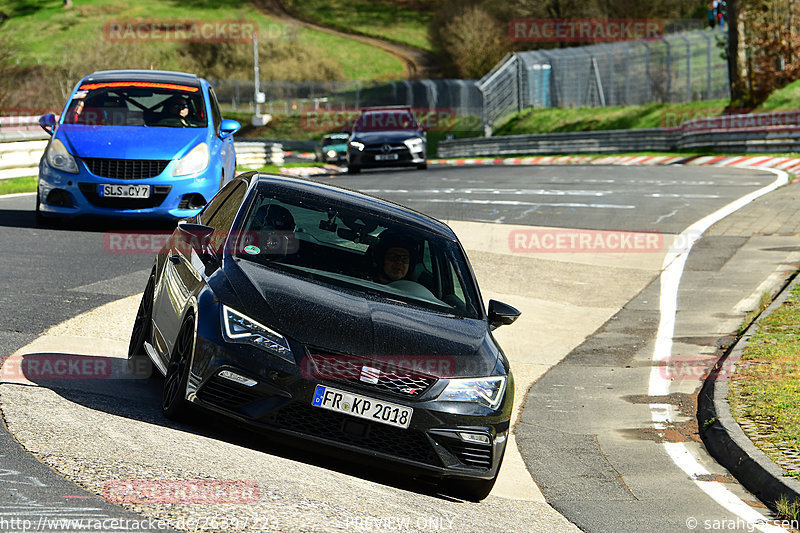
<box><xmin>649</xmin><ymin>167</ymin><xmax>789</xmax><ymax>532</ymax></box>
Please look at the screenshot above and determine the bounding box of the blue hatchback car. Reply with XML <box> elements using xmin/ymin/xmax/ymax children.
<box><xmin>37</xmin><ymin>70</ymin><xmax>241</xmax><ymax>223</ymax></box>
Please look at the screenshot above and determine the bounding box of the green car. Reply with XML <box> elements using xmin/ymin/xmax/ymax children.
<box><xmin>315</xmin><ymin>132</ymin><xmax>349</xmax><ymax>164</ymax></box>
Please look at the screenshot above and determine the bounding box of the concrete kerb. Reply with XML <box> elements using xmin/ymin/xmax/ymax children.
<box><xmin>699</xmin><ymin>271</ymin><xmax>800</xmax><ymax>512</ymax></box>
<box><xmin>277</xmin><ymin>153</ymin><xmax>800</xmax><ymax>179</ymax></box>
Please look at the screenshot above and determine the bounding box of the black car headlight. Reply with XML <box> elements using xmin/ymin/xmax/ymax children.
<box><xmin>403</xmin><ymin>137</ymin><xmax>425</xmax><ymax>152</ymax></box>
<box><xmin>437</xmin><ymin>376</ymin><xmax>506</xmax><ymax>409</ymax></box>
<box><xmin>222</xmin><ymin>305</ymin><xmax>292</xmax><ymax>361</ymax></box>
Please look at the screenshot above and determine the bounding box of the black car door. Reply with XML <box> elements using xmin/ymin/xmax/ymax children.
<box><xmin>152</xmin><ymin>180</ymin><xmax>247</xmax><ymax>362</ymax></box>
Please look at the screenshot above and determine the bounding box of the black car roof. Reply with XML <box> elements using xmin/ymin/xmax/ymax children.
<box><xmin>81</xmin><ymin>70</ymin><xmax>203</xmax><ymax>88</ymax></box>
<box><xmin>250</xmin><ymin>173</ymin><xmax>456</xmax><ymax>239</ymax></box>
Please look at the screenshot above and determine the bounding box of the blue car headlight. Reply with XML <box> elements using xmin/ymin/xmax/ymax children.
<box><xmin>45</xmin><ymin>138</ymin><xmax>79</xmax><ymax>174</ymax></box>
<box><xmin>174</xmin><ymin>143</ymin><xmax>209</xmax><ymax>176</ymax></box>
<box><xmin>438</xmin><ymin>376</ymin><xmax>506</xmax><ymax>409</ymax></box>
<box><xmin>222</xmin><ymin>305</ymin><xmax>292</xmax><ymax>361</ymax></box>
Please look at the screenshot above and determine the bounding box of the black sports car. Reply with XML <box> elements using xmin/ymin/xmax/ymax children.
<box><xmin>346</xmin><ymin>106</ymin><xmax>427</xmax><ymax>173</ymax></box>
<box><xmin>129</xmin><ymin>171</ymin><xmax>520</xmax><ymax>500</ymax></box>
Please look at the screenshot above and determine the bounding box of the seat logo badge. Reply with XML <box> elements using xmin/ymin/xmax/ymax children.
<box><xmin>360</xmin><ymin>366</ymin><xmax>380</xmax><ymax>384</ymax></box>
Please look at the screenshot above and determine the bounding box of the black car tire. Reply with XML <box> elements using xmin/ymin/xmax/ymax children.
<box><xmin>162</xmin><ymin>314</ymin><xmax>194</xmax><ymax>420</ymax></box>
<box><xmin>127</xmin><ymin>273</ymin><xmax>155</xmax><ymax>378</ymax></box>
<box><xmin>416</xmin><ymin>163</ymin><xmax>428</xmax><ymax>170</ymax></box>
<box><xmin>347</xmin><ymin>165</ymin><xmax>360</xmax><ymax>174</ymax></box>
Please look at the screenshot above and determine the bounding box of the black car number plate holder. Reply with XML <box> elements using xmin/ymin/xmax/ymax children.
<box><xmin>312</xmin><ymin>384</ymin><xmax>412</xmax><ymax>429</ymax></box>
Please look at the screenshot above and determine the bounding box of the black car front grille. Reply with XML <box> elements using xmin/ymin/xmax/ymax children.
<box><xmin>438</xmin><ymin>436</ymin><xmax>493</xmax><ymax>470</ymax></box>
<box><xmin>304</xmin><ymin>351</ymin><xmax>438</xmax><ymax>399</ymax></box>
<box><xmin>197</xmin><ymin>376</ymin><xmax>265</xmax><ymax>410</ymax></box>
<box><xmin>82</xmin><ymin>157</ymin><xmax>169</xmax><ymax>179</ymax></box>
<box><xmin>269</xmin><ymin>402</ymin><xmax>441</xmax><ymax>466</ymax></box>
<box><xmin>78</xmin><ymin>183</ymin><xmax>170</xmax><ymax>209</ymax></box>
<box><xmin>364</xmin><ymin>143</ymin><xmax>406</xmax><ymax>152</ymax></box>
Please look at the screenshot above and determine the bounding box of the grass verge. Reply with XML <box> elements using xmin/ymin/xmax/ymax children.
<box><xmin>282</xmin><ymin>0</ymin><xmax>435</xmax><ymax>52</ymax></box>
<box><xmin>0</xmin><ymin>0</ymin><xmax>403</xmax><ymax>81</ymax></box>
<box><xmin>0</xmin><ymin>177</ymin><xmax>37</xmax><ymax>195</ymax></box>
<box><xmin>729</xmin><ymin>279</ymin><xmax>800</xmax><ymax>511</ymax></box>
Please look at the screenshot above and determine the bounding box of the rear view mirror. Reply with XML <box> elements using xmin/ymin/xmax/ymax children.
<box><xmin>220</xmin><ymin>119</ymin><xmax>241</xmax><ymax>139</ymax></box>
<box><xmin>488</xmin><ymin>299</ymin><xmax>520</xmax><ymax>330</ymax></box>
<box><xmin>39</xmin><ymin>114</ymin><xmax>56</xmax><ymax>135</ymax></box>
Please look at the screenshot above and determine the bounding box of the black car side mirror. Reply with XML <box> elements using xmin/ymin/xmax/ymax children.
<box><xmin>39</xmin><ymin>114</ymin><xmax>56</xmax><ymax>135</ymax></box>
<box><xmin>488</xmin><ymin>299</ymin><xmax>520</xmax><ymax>330</ymax></box>
<box><xmin>177</xmin><ymin>222</ymin><xmax>218</xmax><ymax>262</ymax></box>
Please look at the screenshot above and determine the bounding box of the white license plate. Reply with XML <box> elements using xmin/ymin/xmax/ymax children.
<box><xmin>312</xmin><ymin>384</ymin><xmax>412</xmax><ymax>429</ymax></box>
<box><xmin>375</xmin><ymin>153</ymin><xmax>398</xmax><ymax>161</ymax></box>
<box><xmin>99</xmin><ymin>184</ymin><xmax>151</xmax><ymax>198</ymax></box>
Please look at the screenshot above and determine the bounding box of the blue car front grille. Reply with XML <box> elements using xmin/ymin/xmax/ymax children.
<box><xmin>82</xmin><ymin>157</ymin><xmax>169</xmax><ymax>180</ymax></box>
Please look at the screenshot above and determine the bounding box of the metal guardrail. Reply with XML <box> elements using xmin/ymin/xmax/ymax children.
<box><xmin>438</xmin><ymin>110</ymin><xmax>800</xmax><ymax>158</ymax></box>
<box><xmin>438</xmin><ymin>129</ymin><xmax>679</xmax><ymax>158</ymax></box>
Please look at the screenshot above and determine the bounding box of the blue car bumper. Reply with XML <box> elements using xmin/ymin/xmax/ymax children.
<box><xmin>37</xmin><ymin>158</ymin><xmax>222</xmax><ymax>220</ymax></box>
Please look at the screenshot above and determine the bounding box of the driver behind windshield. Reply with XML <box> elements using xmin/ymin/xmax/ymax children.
<box><xmin>373</xmin><ymin>231</ymin><xmax>415</xmax><ymax>284</ymax></box>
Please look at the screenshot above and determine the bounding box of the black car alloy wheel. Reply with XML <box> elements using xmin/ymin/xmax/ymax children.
<box><xmin>162</xmin><ymin>313</ymin><xmax>194</xmax><ymax>420</ymax></box>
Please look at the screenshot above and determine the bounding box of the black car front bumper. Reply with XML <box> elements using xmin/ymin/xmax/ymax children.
<box><xmin>186</xmin><ymin>334</ymin><xmax>511</xmax><ymax>482</ymax></box>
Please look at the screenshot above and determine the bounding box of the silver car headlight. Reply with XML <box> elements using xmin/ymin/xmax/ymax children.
<box><xmin>404</xmin><ymin>137</ymin><xmax>425</xmax><ymax>152</ymax></box>
<box><xmin>438</xmin><ymin>376</ymin><xmax>506</xmax><ymax>409</ymax></box>
<box><xmin>222</xmin><ymin>305</ymin><xmax>292</xmax><ymax>360</ymax></box>
<box><xmin>46</xmin><ymin>138</ymin><xmax>79</xmax><ymax>174</ymax></box>
<box><xmin>173</xmin><ymin>143</ymin><xmax>209</xmax><ymax>176</ymax></box>
<box><xmin>349</xmin><ymin>141</ymin><xmax>365</xmax><ymax>151</ymax></box>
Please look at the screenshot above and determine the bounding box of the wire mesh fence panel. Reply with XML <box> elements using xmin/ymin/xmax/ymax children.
<box><xmin>488</xmin><ymin>29</ymin><xmax>730</xmax><ymax>129</ymax></box>
<box><xmin>476</xmin><ymin>54</ymin><xmax>521</xmax><ymax>134</ymax></box>
<box><xmin>211</xmin><ymin>79</ymin><xmax>483</xmax><ymax>117</ymax></box>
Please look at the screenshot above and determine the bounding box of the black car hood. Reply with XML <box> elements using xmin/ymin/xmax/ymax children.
<box><xmin>231</xmin><ymin>259</ymin><xmax>498</xmax><ymax>378</ymax></box>
<box><xmin>351</xmin><ymin>130</ymin><xmax>423</xmax><ymax>144</ymax></box>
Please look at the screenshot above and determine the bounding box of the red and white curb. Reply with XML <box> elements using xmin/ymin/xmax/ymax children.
<box><xmin>429</xmin><ymin>154</ymin><xmax>800</xmax><ymax>175</ymax></box>
<box><xmin>271</xmin><ymin>154</ymin><xmax>800</xmax><ymax>181</ymax></box>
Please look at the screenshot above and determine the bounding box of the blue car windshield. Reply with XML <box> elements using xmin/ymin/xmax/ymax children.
<box><xmin>62</xmin><ymin>83</ymin><xmax>207</xmax><ymax>128</ymax></box>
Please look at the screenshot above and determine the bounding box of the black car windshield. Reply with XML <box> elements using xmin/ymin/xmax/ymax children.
<box><xmin>323</xmin><ymin>135</ymin><xmax>348</xmax><ymax>146</ymax></box>
<box><xmin>353</xmin><ymin>111</ymin><xmax>418</xmax><ymax>131</ymax></box>
<box><xmin>233</xmin><ymin>188</ymin><xmax>481</xmax><ymax>318</ymax></box>
<box><xmin>62</xmin><ymin>82</ymin><xmax>207</xmax><ymax>128</ymax></box>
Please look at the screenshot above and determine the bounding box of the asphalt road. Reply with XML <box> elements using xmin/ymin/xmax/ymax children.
<box><xmin>0</xmin><ymin>163</ymin><xmax>786</xmax><ymax>531</ymax></box>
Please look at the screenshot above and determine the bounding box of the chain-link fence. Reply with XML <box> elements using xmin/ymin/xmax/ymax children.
<box><xmin>479</xmin><ymin>29</ymin><xmax>731</xmax><ymax>134</ymax></box>
<box><xmin>211</xmin><ymin>29</ymin><xmax>730</xmax><ymax>137</ymax></box>
<box><xmin>211</xmin><ymin>79</ymin><xmax>483</xmax><ymax>117</ymax></box>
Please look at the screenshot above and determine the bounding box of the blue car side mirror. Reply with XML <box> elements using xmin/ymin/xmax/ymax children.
<box><xmin>39</xmin><ymin>114</ymin><xmax>56</xmax><ymax>135</ymax></box>
<box><xmin>219</xmin><ymin>119</ymin><xmax>241</xmax><ymax>140</ymax></box>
